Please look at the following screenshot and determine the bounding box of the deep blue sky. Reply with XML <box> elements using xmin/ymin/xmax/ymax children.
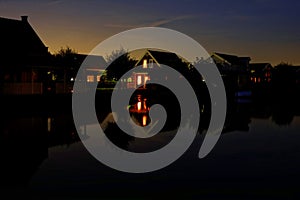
<box><xmin>1</xmin><ymin>0</ymin><xmax>299</xmax><ymax>65</ymax></box>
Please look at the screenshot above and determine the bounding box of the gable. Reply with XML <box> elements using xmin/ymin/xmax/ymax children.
<box><xmin>135</xmin><ymin>50</ymin><xmax>160</xmax><ymax>68</ymax></box>
<box><xmin>134</xmin><ymin>49</ymin><xmax>184</xmax><ymax>69</ymax></box>
<box><xmin>0</xmin><ymin>16</ymin><xmax>48</xmax><ymax>55</ymax></box>
<box><xmin>0</xmin><ymin>16</ymin><xmax>50</xmax><ymax>67</ymax></box>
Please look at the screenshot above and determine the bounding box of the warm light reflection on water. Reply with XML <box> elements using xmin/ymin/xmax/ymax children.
<box><xmin>129</xmin><ymin>94</ymin><xmax>150</xmax><ymax>126</ymax></box>
<box><xmin>2</xmin><ymin>88</ymin><xmax>300</xmax><ymax>199</ymax></box>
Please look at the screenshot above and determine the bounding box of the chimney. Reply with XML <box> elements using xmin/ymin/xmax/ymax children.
<box><xmin>21</xmin><ymin>16</ymin><xmax>28</xmax><ymax>22</ymax></box>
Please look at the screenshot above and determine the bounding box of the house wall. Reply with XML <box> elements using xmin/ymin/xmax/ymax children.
<box><xmin>3</xmin><ymin>82</ymin><xmax>43</xmax><ymax>95</ymax></box>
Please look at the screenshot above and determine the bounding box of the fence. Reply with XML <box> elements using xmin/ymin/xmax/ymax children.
<box><xmin>3</xmin><ymin>83</ymin><xmax>43</xmax><ymax>95</ymax></box>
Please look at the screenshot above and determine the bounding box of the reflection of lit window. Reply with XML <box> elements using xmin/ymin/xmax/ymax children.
<box><xmin>143</xmin><ymin>59</ymin><xmax>147</xmax><ymax>68</ymax></box>
<box><xmin>127</xmin><ymin>77</ymin><xmax>132</xmax><ymax>82</ymax></box>
<box><xmin>142</xmin><ymin>115</ymin><xmax>147</xmax><ymax>126</ymax></box>
<box><xmin>87</xmin><ymin>75</ymin><xmax>94</xmax><ymax>82</ymax></box>
<box><xmin>97</xmin><ymin>75</ymin><xmax>101</xmax><ymax>82</ymax></box>
<box><xmin>137</xmin><ymin>75</ymin><xmax>142</xmax><ymax>85</ymax></box>
<box><xmin>143</xmin><ymin>99</ymin><xmax>147</xmax><ymax>110</ymax></box>
<box><xmin>137</xmin><ymin>101</ymin><xmax>142</xmax><ymax>111</ymax></box>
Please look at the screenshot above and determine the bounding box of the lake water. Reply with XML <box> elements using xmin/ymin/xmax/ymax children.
<box><xmin>1</xmin><ymin>89</ymin><xmax>300</xmax><ymax>199</ymax></box>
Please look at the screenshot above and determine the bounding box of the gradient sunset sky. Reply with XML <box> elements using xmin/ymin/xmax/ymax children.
<box><xmin>0</xmin><ymin>0</ymin><xmax>299</xmax><ymax>65</ymax></box>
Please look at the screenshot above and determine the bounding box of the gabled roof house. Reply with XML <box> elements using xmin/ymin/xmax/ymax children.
<box><xmin>211</xmin><ymin>52</ymin><xmax>251</xmax><ymax>91</ymax></box>
<box><xmin>0</xmin><ymin>16</ymin><xmax>52</xmax><ymax>95</ymax></box>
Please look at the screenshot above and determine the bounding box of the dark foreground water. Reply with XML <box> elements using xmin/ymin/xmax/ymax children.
<box><xmin>1</xmin><ymin>90</ymin><xmax>300</xmax><ymax>199</ymax></box>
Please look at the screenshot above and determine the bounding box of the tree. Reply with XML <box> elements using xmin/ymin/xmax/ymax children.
<box><xmin>105</xmin><ymin>48</ymin><xmax>137</xmax><ymax>80</ymax></box>
<box><xmin>54</xmin><ymin>46</ymin><xmax>78</xmax><ymax>93</ymax></box>
<box><xmin>105</xmin><ymin>47</ymin><xmax>127</xmax><ymax>65</ymax></box>
<box><xmin>55</xmin><ymin>46</ymin><xmax>78</xmax><ymax>66</ymax></box>
<box><xmin>272</xmin><ymin>62</ymin><xmax>297</xmax><ymax>91</ymax></box>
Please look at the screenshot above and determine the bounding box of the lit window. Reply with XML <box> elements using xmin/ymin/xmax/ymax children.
<box><xmin>96</xmin><ymin>75</ymin><xmax>101</xmax><ymax>82</ymax></box>
<box><xmin>144</xmin><ymin>76</ymin><xmax>149</xmax><ymax>84</ymax></box>
<box><xmin>149</xmin><ymin>59</ymin><xmax>153</xmax><ymax>68</ymax></box>
<box><xmin>143</xmin><ymin>59</ymin><xmax>147</xmax><ymax>68</ymax></box>
<box><xmin>87</xmin><ymin>75</ymin><xmax>94</xmax><ymax>82</ymax></box>
<box><xmin>137</xmin><ymin>75</ymin><xmax>142</xmax><ymax>85</ymax></box>
<box><xmin>127</xmin><ymin>77</ymin><xmax>132</xmax><ymax>82</ymax></box>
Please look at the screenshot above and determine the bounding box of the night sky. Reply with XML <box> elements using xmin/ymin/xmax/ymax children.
<box><xmin>1</xmin><ymin>0</ymin><xmax>299</xmax><ymax>65</ymax></box>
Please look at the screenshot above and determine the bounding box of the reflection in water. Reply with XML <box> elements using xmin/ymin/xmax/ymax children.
<box><xmin>1</xmin><ymin>86</ymin><xmax>300</xmax><ymax>197</ymax></box>
<box><xmin>96</xmin><ymin>87</ymin><xmax>182</xmax><ymax>152</ymax></box>
<box><xmin>129</xmin><ymin>94</ymin><xmax>150</xmax><ymax>127</ymax></box>
<box><xmin>0</xmin><ymin>116</ymin><xmax>48</xmax><ymax>188</ymax></box>
<box><xmin>0</xmin><ymin>112</ymin><xmax>79</xmax><ymax>189</ymax></box>
<box><xmin>271</xmin><ymin>90</ymin><xmax>296</xmax><ymax>126</ymax></box>
<box><xmin>47</xmin><ymin>117</ymin><xmax>51</xmax><ymax>132</ymax></box>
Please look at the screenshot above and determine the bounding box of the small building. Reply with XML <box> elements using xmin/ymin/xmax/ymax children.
<box><xmin>52</xmin><ymin>52</ymin><xmax>107</xmax><ymax>93</ymax></box>
<box><xmin>72</xmin><ymin>54</ymin><xmax>106</xmax><ymax>83</ymax></box>
<box><xmin>249</xmin><ymin>63</ymin><xmax>273</xmax><ymax>84</ymax></box>
<box><xmin>211</xmin><ymin>52</ymin><xmax>251</xmax><ymax>91</ymax></box>
<box><xmin>124</xmin><ymin>49</ymin><xmax>188</xmax><ymax>89</ymax></box>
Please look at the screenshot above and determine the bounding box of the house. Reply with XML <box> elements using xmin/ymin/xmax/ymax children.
<box><xmin>211</xmin><ymin>52</ymin><xmax>250</xmax><ymax>72</ymax></box>
<box><xmin>0</xmin><ymin>16</ymin><xmax>53</xmax><ymax>95</ymax></box>
<box><xmin>124</xmin><ymin>49</ymin><xmax>189</xmax><ymax>89</ymax></box>
<box><xmin>249</xmin><ymin>63</ymin><xmax>273</xmax><ymax>84</ymax></box>
<box><xmin>52</xmin><ymin>52</ymin><xmax>107</xmax><ymax>93</ymax></box>
<box><xmin>82</xmin><ymin>54</ymin><xmax>107</xmax><ymax>83</ymax></box>
<box><xmin>0</xmin><ymin>16</ymin><xmax>107</xmax><ymax>95</ymax></box>
<box><xmin>60</xmin><ymin>53</ymin><xmax>106</xmax><ymax>83</ymax></box>
<box><xmin>211</xmin><ymin>52</ymin><xmax>251</xmax><ymax>91</ymax></box>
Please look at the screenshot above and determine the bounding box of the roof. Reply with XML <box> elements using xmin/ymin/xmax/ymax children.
<box><xmin>76</xmin><ymin>54</ymin><xmax>107</xmax><ymax>69</ymax></box>
<box><xmin>135</xmin><ymin>49</ymin><xmax>184</xmax><ymax>67</ymax></box>
<box><xmin>212</xmin><ymin>52</ymin><xmax>251</xmax><ymax>66</ymax></box>
<box><xmin>0</xmin><ymin>16</ymin><xmax>50</xmax><ymax>67</ymax></box>
<box><xmin>250</xmin><ymin>63</ymin><xmax>272</xmax><ymax>71</ymax></box>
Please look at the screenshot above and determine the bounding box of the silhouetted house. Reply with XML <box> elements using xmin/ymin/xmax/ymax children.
<box><xmin>54</xmin><ymin>53</ymin><xmax>106</xmax><ymax>92</ymax></box>
<box><xmin>0</xmin><ymin>16</ymin><xmax>55</xmax><ymax>95</ymax></box>
<box><xmin>0</xmin><ymin>16</ymin><xmax>107</xmax><ymax>95</ymax></box>
<box><xmin>249</xmin><ymin>63</ymin><xmax>273</xmax><ymax>84</ymax></box>
<box><xmin>211</xmin><ymin>52</ymin><xmax>251</xmax><ymax>91</ymax></box>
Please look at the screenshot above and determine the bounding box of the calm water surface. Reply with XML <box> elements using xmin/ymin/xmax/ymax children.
<box><xmin>1</xmin><ymin>92</ymin><xmax>300</xmax><ymax>199</ymax></box>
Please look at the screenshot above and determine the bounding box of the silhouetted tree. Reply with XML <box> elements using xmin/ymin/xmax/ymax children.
<box><xmin>272</xmin><ymin>62</ymin><xmax>297</xmax><ymax>91</ymax></box>
<box><xmin>105</xmin><ymin>47</ymin><xmax>127</xmax><ymax>64</ymax></box>
<box><xmin>105</xmin><ymin>48</ymin><xmax>136</xmax><ymax>80</ymax></box>
<box><xmin>54</xmin><ymin>46</ymin><xmax>78</xmax><ymax>67</ymax></box>
<box><xmin>54</xmin><ymin>46</ymin><xmax>79</xmax><ymax>92</ymax></box>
